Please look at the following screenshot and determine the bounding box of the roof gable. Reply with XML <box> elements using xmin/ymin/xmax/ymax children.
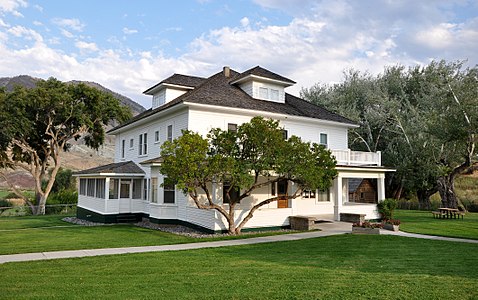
<box><xmin>230</xmin><ymin>66</ymin><xmax>296</xmax><ymax>86</ymax></box>
<box><xmin>74</xmin><ymin>161</ymin><xmax>145</xmax><ymax>176</ymax></box>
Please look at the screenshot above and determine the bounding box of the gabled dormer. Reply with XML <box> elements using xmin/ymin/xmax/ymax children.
<box><xmin>230</xmin><ymin>66</ymin><xmax>296</xmax><ymax>104</ymax></box>
<box><xmin>144</xmin><ymin>74</ymin><xmax>205</xmax><ymax>109</ymax></box>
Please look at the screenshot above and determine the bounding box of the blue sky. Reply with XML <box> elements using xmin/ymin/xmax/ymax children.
<box><xmin>1</xmin><ymin>0</ymin><xmax>477</xmax><ymax>108</ymax></box>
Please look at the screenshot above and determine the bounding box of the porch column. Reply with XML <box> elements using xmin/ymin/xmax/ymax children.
<box><xmin>334</xmin><ymin>176</ymin><xmax>343</xmax><ymax>221</ymax></box>
<box><xmin>105</xmin><ymin>178</ymin><xmax>110</xmax><ymax>212</ymax></box>
<box><xmin>377</xmin><ymin>174</ymin><xmax>385</xmax><ymax>202</ymax></box>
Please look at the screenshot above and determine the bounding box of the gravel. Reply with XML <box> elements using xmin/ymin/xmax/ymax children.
<box><xmin>63</xmin><ymin>217</ymin><xmax>295</xmax><ymax>238</ymax></box>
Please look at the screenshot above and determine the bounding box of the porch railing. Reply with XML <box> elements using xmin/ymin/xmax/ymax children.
<box><xmin>331</xmin><ymin>149</ymin><xmax>381</xmax><ymax>166</ymax></box>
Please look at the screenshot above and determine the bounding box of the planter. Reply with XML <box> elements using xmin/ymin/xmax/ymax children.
<box><xmin>352</xmin><ymin>227</ymin><xmax>380</xmax><ymax>234</ymax></box>
<box><xmin>383</xmin><ymin>224</ymin><xmax>399</xmax><ymax>232</ymax></box>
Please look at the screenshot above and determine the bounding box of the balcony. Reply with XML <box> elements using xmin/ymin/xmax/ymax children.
<box><xmin>331</xmin><ymin>149</ymin><xmax>381</xmax><ymax>167</ymax></box>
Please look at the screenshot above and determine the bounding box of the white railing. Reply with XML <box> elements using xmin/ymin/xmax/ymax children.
<box><xmin>331</xmin><ymin>149</ymin><xmax>381</xmax><ymax>166</ymax></box>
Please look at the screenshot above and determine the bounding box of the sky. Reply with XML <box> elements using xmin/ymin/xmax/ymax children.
<box><xmin>0</xmin><ymin>0</ymin><xmax>477</xmax><ymax>108</ymax></box>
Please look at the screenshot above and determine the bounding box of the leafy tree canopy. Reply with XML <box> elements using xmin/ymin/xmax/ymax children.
<box><xmin>160</xmin><ymin>116</ymin><xmax>337</xmax><ymax>234</ymax></box>
<box><xmin>0</xmin><ymin>78</ymin><xmax>131</xmax><ymax>214</ymax></box>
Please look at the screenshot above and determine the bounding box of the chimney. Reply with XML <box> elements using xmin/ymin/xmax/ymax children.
<box><xmin>223</xmin><ymin>66</ymin><xmax>230</xmax><ymax>77</ymax></box>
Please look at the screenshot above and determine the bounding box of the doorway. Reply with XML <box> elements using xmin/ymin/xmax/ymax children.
<box><xmin>277</xmin><ymin>179</ymin><xmax>288</xmax><ymax>208</ymax></box>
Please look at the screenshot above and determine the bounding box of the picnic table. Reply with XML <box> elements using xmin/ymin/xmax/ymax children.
<box><xmin>431</xmin><ymin>208</ymin><xmax>465</xmax><ymax>219</ymax></box>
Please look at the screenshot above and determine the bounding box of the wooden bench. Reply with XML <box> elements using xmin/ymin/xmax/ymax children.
<box><xmin>454</xmin><ymin>211</ymin><xmax>466</xmax><ymax>219</ymax></box>
<box><xmin>431</xmin><ymin>211</ymin><xmax>445</xmax><ymax>219</ymax></box>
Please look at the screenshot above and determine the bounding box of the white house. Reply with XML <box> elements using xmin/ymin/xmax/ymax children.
<box><xmin>75</xmin><ymin>66</ymin><xmax>394</xmax><ymax>232</ymax></box>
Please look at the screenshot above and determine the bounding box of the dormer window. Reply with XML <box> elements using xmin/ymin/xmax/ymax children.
<box><xmin>270</xmin><ymin>89</ymin><xmax>279</xmax><ymax>101</ymax></box>
<box><xmin>259</xmin><ymin>87</ymin><xmax>268</xmax><ymax>99</ymax></box>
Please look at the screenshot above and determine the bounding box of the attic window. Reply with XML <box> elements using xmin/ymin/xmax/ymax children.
<box><xmin>270</xmin><ymin>89</ymin><xmax>279</xmax><ymax>100</ymax></box>
<box><xmin>259</xmin><ymin>87</ymin><xmax>268</xmax><ymax>99</ymax></box>
<box><xmin>228</xmin><ymin>123</ymin><xmax>237</xmax><ymax>133</ymax></box>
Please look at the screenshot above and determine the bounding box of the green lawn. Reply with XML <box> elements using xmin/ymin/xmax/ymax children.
<box><xmin>0</xmin><ymin>215</ymin><xmax>295</xmax><ymax>255</ymax></box>
<box><xmin>395</xmin><ymin>210</ymin><xmax>478</xmax><ymax>240</ymax></box>
<box><xmin>1</xmin><ymin>234</ymin><xmax>477</xmax><ymax>299</ymax></box>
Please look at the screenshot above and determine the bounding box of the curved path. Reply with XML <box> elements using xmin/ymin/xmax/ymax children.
<box><xmin>1</xmin><ymin>222</ymin><xmax>476</xmax><ymax>264</ymax></box>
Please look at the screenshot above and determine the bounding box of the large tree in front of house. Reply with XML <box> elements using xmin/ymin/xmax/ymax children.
<box><xmin>0</xmin><ymin>78</ymin><xmax>131</xmax><ymax>215</ymax></box>
<box><xmin>160</xmin><ymin>117</ymin><xmax>337</xmax><ymax>234</ymax></box>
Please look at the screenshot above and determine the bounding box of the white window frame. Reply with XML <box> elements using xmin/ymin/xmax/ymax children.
<box><xmin>259</xmin><ymin>87</ymin><xmax>268</xmax><ymax>99</ymax></box>
<box><xmin>320</xmin><ymin>133</ymin><xmax>328</xmax><ymax>147</ymax></box>
<box><xmin>121</xmin><ymin>139</ymin><xmax>125</xmax><ymax>159</ymax></box>
<box><xmin>138</xmin><ymin>133</ymin><xmax>148</xmax><ymax>156</ymax></box>
<box><xmin>167</xmin><ymin>125</ymin><xmax>173</xmax><ymax>142</ymax></box>
<box><xmin>270</xmin><ymin>89</ymin><xmax>279</xmax><ymax>100</ymax></box>
<box><xmin>129</xmin><ymin>138</ymin><xmax>134</xmax><ymax>149</ymax></box>
<box><xmin>154</xmin><ymin>130</ymin><xmax>160</xmax><ymax>143</ymax></box>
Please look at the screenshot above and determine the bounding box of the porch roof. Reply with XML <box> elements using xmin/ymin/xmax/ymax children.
<box><xmin>73</xmin><ymin>161</ymin><xmax>145</xmax><ymax>177</ymax></box>
<box><xmin>139</xmin><ymin>156</ymin><xmax>163</xmax><ymax>166</ymax></box>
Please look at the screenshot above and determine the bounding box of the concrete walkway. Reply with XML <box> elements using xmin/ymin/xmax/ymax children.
<box><xmin>1</xmin><ymin>222</ymin><xmax>476</xmax><ymax>264</ymax></box>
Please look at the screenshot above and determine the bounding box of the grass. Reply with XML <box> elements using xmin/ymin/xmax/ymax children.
<box><xmin>0</xmin><ymin>215</ymin><xmax>297</xmax><ymax>255</ymax></box>
<box><xmin>1</xmin><ymin>234</ymin><xmax>477</xmax><ymax>299</ymax></box>
<box><xmin>395</xmin><ymin>209</ymin><xmax>478</xmax><ymax>240</ymax></box>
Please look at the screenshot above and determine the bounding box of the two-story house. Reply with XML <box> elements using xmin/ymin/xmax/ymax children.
<box><xmin>75</xmin><ymin>66</ymin><xmax>393</xmax><ymax>232</ymax></box>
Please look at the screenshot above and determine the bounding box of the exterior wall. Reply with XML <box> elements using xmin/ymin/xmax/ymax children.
<box><xmin>114</xmin><ymin>108</ymin><xmax>189</xmax><ymax>177</ymax></box>
<box><xmin>188</xmin><ymin>107</ymin><xmax>348</xmax><ymax>149</ymax></box>
<box><xmin>238</xmin><ymin>81</ymin><xmax>286</xmax><ymax>103</ymax></box>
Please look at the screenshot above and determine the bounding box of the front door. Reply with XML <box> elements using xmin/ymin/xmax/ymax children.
<box><xmin>277</xmin><ymin>179</ymin><xmax>288</xmax><ymax>208</ymax></box>
<box><xmin>119</xmin><ymin>179</ymin><xmax>131</xmax><ymax>213</ymax></box>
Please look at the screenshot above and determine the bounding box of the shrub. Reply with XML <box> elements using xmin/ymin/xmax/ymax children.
<box><xmin>377</xmin><ymin>198</ymin><xmax>398</xmax><ymax>220</ymax></box>
<box><xmin>383</xmin><ymin>219</ymin><xmax>401</xmax><ymax>225</ymax></box>
<box><xmin>45</xmin><ymin>190</ymin><xmax>78</xmax><ymax>214</ymax></box>
<box><xmin>0</xmin><ymin>199</ymin><xmax>13</xmax><ymax>215</ymax></box>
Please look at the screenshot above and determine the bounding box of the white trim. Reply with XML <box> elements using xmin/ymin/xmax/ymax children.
<box><xmin>185</xmin><ymin>102</ymin><xmax>358</xmax><ymax>128</ymax></box>
<box><xmin>336</xmin><ymin>166</ymin><xmax>396</xmax><ymax>173</ymax></box>
<box><xmin>144</xmin><ymin>83</ymin><xmax>194</xmax><ymax>95</ymax></box>
<box><xmin>230</xmin><ymin>74</ymin><xmax>294</xmax><ymax>87</ymax></box>
<box><xmin>108</xmin><ymin>104</ymin><xmax>187</xmax><ymax>135</ymax></box>
<box><xmin>74</xmin><ymin>173</ymin><xmax>145</xmax><ymax>177</ymax></box>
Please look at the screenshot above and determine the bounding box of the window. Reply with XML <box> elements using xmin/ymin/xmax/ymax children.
<box><xmin>120</xmin><ymin>179</ymin><xmax>131</xmax><ymax>198</ymax></box>
<box><xmin>271</xmin><ymin>181</ymin><xmax>276</xmax><ymax>196</ymax></box>
<box><xmin>129</xmin><ymin>138</ymin><xmax>134</xmax><ymax>149</ymax></box>
<box><xmin>95</xmin><ymin>179</ymin><xmax>105</xmax><ymax>199</ymax></box>
<box><xmin>143</xmin><ymin>179</ymin><xmax>148</xmax><ymax>200</ymax></box>
<box><xmin>121</xmin><ymin>139</ymin><xmax>125</xmax><ymax>159</ymax></box>
<box><xmin>302</xmin><ymin>189</ymin><xmax>316</xmax><ymax>199</ymax></box>
<box><xmin>317</xmin><ymin>189</ymin><xmax>330</xmax><ymax>202</ymax></box>
<box><xmin>167</xmin><ymin>125</ymin><xmax>173</xmax><ymax>142</ymax></box>
<box><xmin>282</xmin><ymin>130</ymin><xmax>288</xmax><ymax>140</ymax></box>
<box><xmin>138</xmin><ymin>133</ymin><xmax>148</xmax><ymax>156</ymax></box>
<box><xmin>228</xmin><ymin>123</ymin><xmax>237</xmax><ymax>133</ymax></box>
<box><xmin>151</xmin><ymin>177</ymin><xmax>158</xmax><ymax>203</ymax></box>
<box><xmin>86</xmin><ymin>179</ymin><xmax>95</xmax><ymax>197</ymax></box>
<box><xmin>109</xmin><ymin>179</ymin><xmax>119</xmax><ymax>199</ymax></box>
<box><xmin>259</xmin><ymin>87</ymin><xmax>268</xmax><ymax>99</ymax></box>
<box><xmin>154</xmin><ymin>130</ymin><xmax>160</xmax><ymax>143</ymax></box>
<box><xmin>132</xmin><ymin>179</ymin><xmax>142</xmax><ymax>199</ymax></box>
<box><xmin>320</xmin><ymin>133</ymin><xmax>328</xmax><ymax>147</ymax></box>
<box><xmin>79</xmin><ymin>179</ymin><xmax>87</xmax><ymax>195</ymax></box>
<box><xmin>223</xmin><ymin>182</ymin><xmax>240</xmax><ymax>204</ymax></box>
<box><xmin>270</xmin><ymin>89</ymin><xmax>279</xmax><ymax>100</ymax></box>
<box><xmin>163</xmin><ymin>177</ymin><xmax>175</xmax><ymax>204</ymax></box>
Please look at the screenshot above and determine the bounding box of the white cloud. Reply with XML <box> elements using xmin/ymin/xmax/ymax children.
<box><xmin>60</xmin><ymin>28</ymin><xmax>74</xmax><ymax>38</ymax></box>
<box><xmin>33</xmin><ymin>20</ymin><xmax>42</xmax><ymax>26</ymax></box>
<box><xmin>123</xmin><ymin>27</ymin><xmax>138</xmax><ymax>35</ymax></box>
<box><xmin>34</xmin><ymin>4</ymin><xmax>43</xmax><ymax>12</ymax></box>
<box><xmin>240</xmin><ymin>17</ymin><xmax>250</xmax><ymax>27</ymax></box>
<box><xmin>0</xmin><ymin>0</ymin><xmax>27</xmax><ymax>14</ymax></box>
<box><xmin>0</xmin><ymin>18</ymin><xmax>9</xmax><ymax>27</ymax></box>
<box><xmin>75</xmin><ymin>40</ymin><xmax>98</xmax><ymax>52</ymax></box>
<box><xmin>7</xmin><ymin>25</ymin><xmax>43</xmax><ymax>43</ymax></box>
<box><xmin>52</xmin><ymin>18</ymin><xmax>85</xmax><ymax>31</ymax></box>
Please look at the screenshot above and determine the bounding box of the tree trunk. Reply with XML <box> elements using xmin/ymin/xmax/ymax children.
<box><xmin>437</xmin><ymin>176</ymin><xmax>460</xmax><ymax>208</ymax></box>
<box><xmin>416</xmin><ymin>186</ymin><xmax>437</xmax><ymax>210</ymax></box>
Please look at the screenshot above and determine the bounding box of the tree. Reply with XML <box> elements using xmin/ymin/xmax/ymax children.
<box><xmin>160</xmin><ymin>117</ymin><xmax>337</xmax><ymax>234</ymax></box>
<box><xmin>0</xmin><ymin>78</ymin><xmax>131</xmax><ymax>215</ymax></box>
<box><xmin>302</xmin><ymin>60</ymin><xmax>478</xmax><ymax>209</ymax></box>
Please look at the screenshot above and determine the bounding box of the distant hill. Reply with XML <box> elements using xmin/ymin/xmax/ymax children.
<box><xmin>0</xmin><ymin>75</ymin><xmax>147</xmax><ymax>188</ymax></box>
<box><xmin>0</xmin><ymin>75</ymin><xmax>146</xmax><ymax>116</ymax></box>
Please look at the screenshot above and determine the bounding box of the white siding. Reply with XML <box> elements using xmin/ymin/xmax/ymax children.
<box><xmin>188</xmin><ymin>108</ymin><xmax>348</xmax><ymax>148</ymax></box>
<box><xmin>152</xmin><ymin>88</ymin><xmax>188</xmax><ymax>109</ymax></box>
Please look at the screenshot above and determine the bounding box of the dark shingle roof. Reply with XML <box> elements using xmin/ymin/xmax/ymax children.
<box><xmin>143</xmin><ymin>74</ymin><xmax>206</xmax><ymax>94</ymax></box>
<box><xmin>74</xmin><ymin>161</ymin><xmax>145</xmax><ymax>175</ymax></box>
<box><xmin>110</xmin><ymin>67</ymin><xmax>356</xmax><ymax>133</ymax></box>
<box><xmin>231</xmin><ymin>66</ymin><xmax>296</xmax><ymax>85</ymax></box>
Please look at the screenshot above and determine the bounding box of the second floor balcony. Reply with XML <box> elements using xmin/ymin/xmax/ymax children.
<box><xmin>331</xmin><ymin>149</ymin><xmax>381</xmax><ymax>167</ymax></box>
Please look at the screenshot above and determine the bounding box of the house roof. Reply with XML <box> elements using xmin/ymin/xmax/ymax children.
<box><xmin>109</xmin><ymin>67</ymin><xmax>357</xmax><ymax>133</ymax></box>
<box><xmin>229</xmin><ymin>66</ymin><xmax>296</xmax><ymax>85</ymax></box>
<box><xmin>143</xmin><ymin>74</ymin><xmax>206</xmax><ymax>94</ymax></box>
<box><xmin>74</xmin><ymin>161</ymin><xmax>145</xmax><ymax>176</ymax></box>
